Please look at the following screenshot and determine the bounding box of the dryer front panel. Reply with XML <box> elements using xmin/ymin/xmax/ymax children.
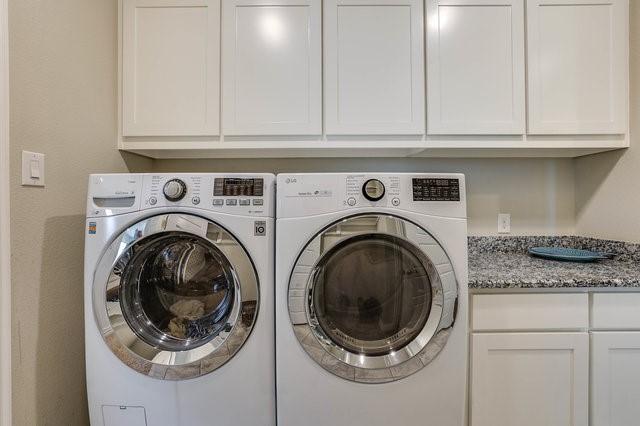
<box><xmin>288</xmin><ymin>214</ymin><xmax>458</xmax><ymax>383</ymax></box>
<box><xmin>93</xmin><ymin>213</ymin><xmax>259</xmax><ymax>380</ymax></box>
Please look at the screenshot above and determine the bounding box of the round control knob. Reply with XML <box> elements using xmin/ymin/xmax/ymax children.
<box><xmin>163</xmin><ymin>179</ymin><xmax>187</xmax><ymax>202</ymax></box>
<box><xmin>362</xmin><ymin>179</ymin><xmax>386</xmax><ymax>202</ymax></box>
<box><xmin>347</xmin><ymin>197</ymin><xmax>357</xmax><ymax>206</ymax></box>
<box><xmin>392</xmin><ymin>197</ymin><xmax>401</xmax><ymax>206</ymax></box>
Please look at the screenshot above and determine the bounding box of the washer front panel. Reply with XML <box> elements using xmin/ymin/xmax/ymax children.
<box><xmin>288</xmin><ymin>214</ymin><xmax>458</xmax><ymax>383</ymax></box>
<box><xmin>93</xmin><ymin>213</ymin><xmax>259</xmax><ymax>380</ymax></box>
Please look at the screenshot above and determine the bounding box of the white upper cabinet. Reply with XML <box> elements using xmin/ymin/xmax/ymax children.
<box><xmin>118</xmin><ymin>0</ymin><xmax>629</xmax><ymax>156</ymax></box>
<box><xmin>324</xmin><ymin>0</ymin><xmax>425</xmax><ymax>135</ymax></box>
<box><xmin>122</xmin><ymin>0</ymin><xmax>220</xmax><ymax>137</ymax></box>
<box><xmin>426</xmin><ymin>0</ymin><xmax>525</xmax><ymax>135</ymax></box>
<box><xmin>526</xmin><ymin>0</ymin><xmax>628</xmax><ymax>135</ymax></box>
<box><xmin>222</xmin><ymin>0</ymin><xmax>322</xmax><ymax>135</ymax></box>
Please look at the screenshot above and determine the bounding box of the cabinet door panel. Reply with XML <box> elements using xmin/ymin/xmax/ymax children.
<box><xmin>592</xmin><ymin>332</ymin><xmax>640</xmax><ymax>426</ymax></box>
<box><xmin>325</xmin><ymin>0</ymin><xmax>425</xmax><ymax>135</ymax></box>
<box><xmin>471</xmin><ymin>333</ymin><xmax>588</xmax><ymax>426</ymax></box>
<box><xmin>427</xmin><ymin>0</ymin><xmax>525</xmax><ymax>135</ymax></box>
<box><xmin>222</xmin><ymin>0</ymin><xmax>321</xmax><ymax>135</ymax></box>
<box><xmin>122</xmin><ymin>0</ymin><xmax>220</xmax><ymax>136</ymax></box>
<box><xmin>472</xmin><ymin>293</ymin><xmax>588</xmax><ymax>331</ymax></box>
<box><xmin>527</xmin><ymin>0</ymin><xmax>628</xmax><ymax>134</ymax></box>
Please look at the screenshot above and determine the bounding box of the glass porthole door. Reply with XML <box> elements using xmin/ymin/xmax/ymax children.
<box><xmin>93</xmin><ymin>214</ymin><xmax>259</xmax><ymax>380</ymax></box>
<box><xmin>288</xmin><ymin>215</ymin><xmax>458</xmax><ymax>383</ymax></box>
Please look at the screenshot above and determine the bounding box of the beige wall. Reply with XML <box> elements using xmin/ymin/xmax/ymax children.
<box><xmin>154</xmin><ymin>157</ymin><xmax>576</xmax><ymax>236</ymax></box>
<box><xmin>8</xmin><ymin>1</ymin><xmax>150</xmax><ymax>425</ymax></box>
<box><xmin>11</xmin><ymin>0</ymin><xmax>640</xmax><ymax>425</ymax></box>
<box><xmin>574</xmin><ymin>1</ymin><xmax>640</xmax><ymax>242</ymax></box>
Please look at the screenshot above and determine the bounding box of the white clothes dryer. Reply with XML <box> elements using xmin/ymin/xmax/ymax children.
<box><xmin>276</xmin><ymin>173</ymin><xmax>468</xmax><ymax>426</ymax></box>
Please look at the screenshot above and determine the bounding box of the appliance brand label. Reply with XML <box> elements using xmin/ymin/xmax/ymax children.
<box><xmin>88</xmin><ymin>222</ymin><xmax>97</xmax><ymax>235</ymax></box>
<box><xmin>293</xmin><ymin>190</ymin><xmax>332</xmax><ymax>197</ymax></box>
<box><xmin>283</xmin><ymin>176</ymin><xmax>332</xmax><ymax>198</ymax></box>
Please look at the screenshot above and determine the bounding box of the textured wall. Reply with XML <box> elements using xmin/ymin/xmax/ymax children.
<box><xmin>154</xmin><ymin>157</ymin><xmax>576</xmax><ymax>236</ymax></box>
<box><xmin>8</xmin><ymin>1</ymin><xmax>150</xmax><ymax>425</ymax></box>
<box><xmin>574</xmin><ymin>2</ymin><xmax>640</xmax><ymax>242</ymax></box>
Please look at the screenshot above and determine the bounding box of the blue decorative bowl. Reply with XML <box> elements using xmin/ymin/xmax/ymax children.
<box><xmin>528</xmin><ymin>247</ymin><xmax>611</xmax><ymax>263</ymax></box>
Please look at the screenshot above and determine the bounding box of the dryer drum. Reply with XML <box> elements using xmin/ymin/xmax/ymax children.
<box><xmin>288</xmin><ymin>214</ymin><xmax>458</xmax><ymax>383</ymax></box>
<box><xmin>311</xmin><ymin>234</ymin><xmax>432</xmax><ymax>357</ymax></box>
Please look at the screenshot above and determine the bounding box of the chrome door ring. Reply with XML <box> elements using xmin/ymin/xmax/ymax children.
<box><xmin>288</xmin><ymin>214</ymin><xmax>458</xmax><ymax>383</ymax></box>
<box><xmin>93</xmin><ymin>213</ymin><xmax>259</xmax><ymax>380</ymax></box>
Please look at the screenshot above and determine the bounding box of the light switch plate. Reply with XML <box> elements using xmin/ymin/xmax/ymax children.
<box><xmin>21</xmin><ymin>151</ymin><xmax>45</xmax><ymax>187</ymax></box>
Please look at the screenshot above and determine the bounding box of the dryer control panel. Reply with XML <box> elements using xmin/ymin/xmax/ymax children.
<box><xmin>277</xmin><ymin>173</ymin><xmax>466</xmax><ymax>219</ymax></box>
<box><xmin>412</xmin><ymin>178</ymin><xmax>461</xmax><ymax>202</ymax></box>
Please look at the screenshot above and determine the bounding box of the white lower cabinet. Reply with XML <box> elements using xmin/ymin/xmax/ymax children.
<box><xmin>471</xmin><ymin>332</ymin><xmax>589</xmax><ymax>426</ymax></box>
<box><xmin>471</xmin><ymin>293</ymin><xmax>640</xmax><ymax>426</ymax></box>
<box><xmin>591</xmin><ymin>332</ymin><xmax>640</xmax><ymax>426</ymax></box>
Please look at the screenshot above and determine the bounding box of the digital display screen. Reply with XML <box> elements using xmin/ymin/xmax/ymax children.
<box><xmin>214</xmin><ymin>178</ymin><xmax>264</xmax><ymax>197</ymax></box>
<box><xmin>413</xmin><ymin>178</ymin><xmax>460</xmax><ymax>201</ymax></box>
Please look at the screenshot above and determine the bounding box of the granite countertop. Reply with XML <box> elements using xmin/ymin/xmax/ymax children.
<box><xmin>468</xmin><ymin>236</ymin><xmax>640</xmax><ymax>289</ymax></box>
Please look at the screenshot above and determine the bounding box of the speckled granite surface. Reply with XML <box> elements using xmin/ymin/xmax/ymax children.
<box><xmin>468</xmin><ymin>236</ymin><xmax>640</xmax><ymax>289</ymax></box>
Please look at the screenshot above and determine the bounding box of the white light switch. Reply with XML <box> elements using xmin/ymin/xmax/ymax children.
<box><xmin>30</xmin><ymin>160</ymin><xmax>40</xmax><ymax>178</ymax></box>
<box><xmin>498</xmin><ymin>213</ymin><xmax>511</xmax><ymax>234</ymax></box>
<box><xmin>22</xmin><ymin>151</ymin><xmax>45</xmax><ymax>187</ymax></box>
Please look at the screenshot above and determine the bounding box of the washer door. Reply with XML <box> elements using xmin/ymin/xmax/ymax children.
<box><xmin>93</xmin><ymin>213</ymin><xmax>259</xmax><ymax>380</ymax></box>
<box><xmin>289</xmin><ymin>214</ymin><xmax>458</xmax><ymax>383</ymax></box>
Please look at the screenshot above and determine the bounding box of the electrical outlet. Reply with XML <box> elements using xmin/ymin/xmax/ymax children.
<box><xmin>498</xmin><ymin>213</ymin><xmax>511</xmax><ymax>234</ymax></box>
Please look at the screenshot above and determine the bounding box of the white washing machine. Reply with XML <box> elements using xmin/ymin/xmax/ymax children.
<box><xmin>276</xmin><ymin>173</ymin><xmax>468</xmax><ymax>426</ymax></box>
<box><xmin>84</xmin><ymin>173</ymin><xmax>275</xmax><ymax>426</ymax></box>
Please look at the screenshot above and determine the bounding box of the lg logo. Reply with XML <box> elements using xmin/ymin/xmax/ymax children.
<box><xmin>285</xmin><ymin>178</ymin><xmax>298</xmax><ymax>184</ymax></box>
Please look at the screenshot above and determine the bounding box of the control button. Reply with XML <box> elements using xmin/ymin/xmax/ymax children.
<box><xmin>392</xmin><ymin>197</ymin><xmax>401</xmax><ymax>206</ymax></box>
<box><xmin>226</xmin><ymin>199</ymin><xmax>238</xmax><ymax>206</ymax></box>
<box><xmin>163</xmin><ymin>179</ymin><xmax>187</xmax><ymax>202</ymax></box>
<box><xmin>149</xmin><ymin>196</ymin><xmax>158</xmax><ymax>206</ymax></box>
<box><xmin>363</xmin><ymin>179</ymin><xmax>385</xmax><ymax>202</ymax></box>
<box><xmin>347</xmin><ymin>197</ymin><xmax>357</xmax><ymax>206</ymax></box>
<box><xmin>213</xmin><ymin>199</ymin><xmax>224</xmax><ymax>206</ymax></box>
<box><xmin>252</xmin><ymin>199</ymin><xmax>264</xmax><ymax>206</ymax></box>
<box><xmin>192</xmin><ymin>196</ymin><xmax>200</xmax><ymax>205</ymax></box>
<box><xmin>239</xmin><ymin>199</ymin><xmax>250</xmax><ymax>206</ymax></box>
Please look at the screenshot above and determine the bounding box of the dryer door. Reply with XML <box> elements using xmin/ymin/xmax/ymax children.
<box><xmin>288</xmin><ymin>214</ymin><xmax>458</xmax><ymax>383</ymax></box>
<box><xmin>93</xmin><ymin>213</ymin><xmax>259</xmax><ymax>380</ymax></box>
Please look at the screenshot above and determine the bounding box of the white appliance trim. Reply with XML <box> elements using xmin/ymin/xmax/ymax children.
<box><xmin>0</xmin><ymin>0</ymin><xmax>11</xmax><ymax>423</ymax></box>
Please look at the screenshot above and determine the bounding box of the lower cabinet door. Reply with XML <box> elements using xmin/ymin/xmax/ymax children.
<box><xmin>471</xmin><ymin>333</ymin><xmax>589</xmax><ymax>426</ymax></box>
<box><xmin>592</xmin><ymin>332</ymin><xmax>640</xmax><ymax>426</ymax></box>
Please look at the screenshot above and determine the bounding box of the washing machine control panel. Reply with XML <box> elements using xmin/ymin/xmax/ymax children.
<box><xmin>141</xmin><ymin>174</ymin><xmax>273</xmax><ymax>216</ymax></box>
